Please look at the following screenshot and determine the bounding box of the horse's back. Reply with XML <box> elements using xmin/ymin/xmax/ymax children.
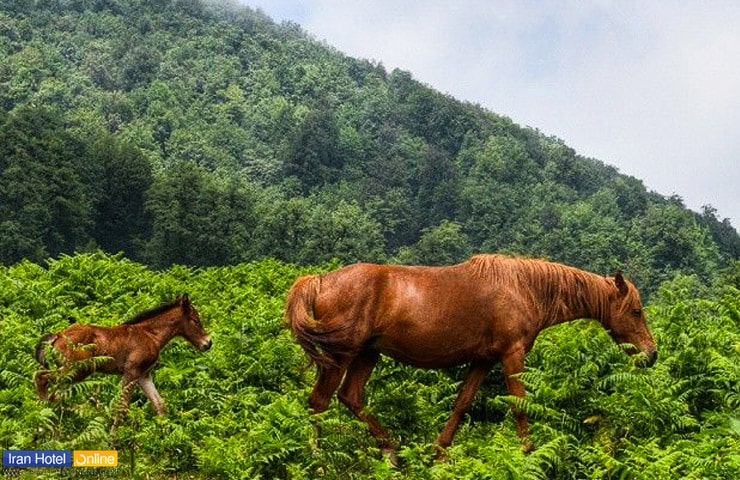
<box><xmin>312</xmin><ymin>262</ymin><xmax>502</xmax><ymax>367</ymax></box>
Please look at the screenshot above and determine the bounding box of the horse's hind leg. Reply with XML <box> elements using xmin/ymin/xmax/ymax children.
<box><xmin>307</xmin><ymin>362</ymin><xmax>347</xmax><ymax>451</ymax></box>
<box><xmin>502</xmin><ymin>349</ymin><xmax>534</xmax><ymax>452</ymax></box>
<box><xmin>308</xmin><ymin>364</ymin><xmax>346</xmax><ymax>414</ymax></box>
<box><xmin>337</xmin><ymin>350</ymin><xmax>399</xmax><ymax>465</ymax></box>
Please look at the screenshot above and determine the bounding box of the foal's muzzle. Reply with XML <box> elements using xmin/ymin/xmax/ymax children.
<box><xmin>200</xmin><ymin>337</ymin><xmax>213</xmax><ymax>351</ymax></box>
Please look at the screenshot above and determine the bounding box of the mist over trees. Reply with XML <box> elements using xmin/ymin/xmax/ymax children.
<box><xmin>0</xmin><ymin>0</ymin><xmax>737</xmax><ymax>295</ymax></box>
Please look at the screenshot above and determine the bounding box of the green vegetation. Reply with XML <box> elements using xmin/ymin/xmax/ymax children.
<box><xmin>1</xmin><ymin>0</ymin><xmax>739</xmax><ymax>477</ymax></box>
<box><xmin>0</xmin><ymin>252</ymin><xmax>739</xmax><ymax>479</ymax></box>
<box><xmin>0</xmin><ymin>0</ymin><xmax>737</xmax><ymax>297</ymax></box>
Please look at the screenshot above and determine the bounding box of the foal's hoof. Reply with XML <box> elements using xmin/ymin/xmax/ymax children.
<box><xmin>521</xmin><ymin>440</ymin><xmax>536</xmax><ymax>454</ymax></box>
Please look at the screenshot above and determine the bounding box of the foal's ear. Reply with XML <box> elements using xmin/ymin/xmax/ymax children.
<box><xmin>614</xmin><ymin>270</ymin><xmax>629</xmax><ymax>296</ymax></box>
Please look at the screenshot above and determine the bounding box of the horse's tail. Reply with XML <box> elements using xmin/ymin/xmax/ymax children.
<box><xmin>285</xmin><ymin>274</ymin><xmax>351</xmax><ymax>368</ymax></box>
<box><xmin>35</xmin><ymin>333</ymin><xmax>58</xmax><ymax>369</ymax></box>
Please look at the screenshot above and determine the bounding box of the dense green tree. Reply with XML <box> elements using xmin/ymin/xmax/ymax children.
<box><xmin>460</xmin><ymin>135</ymin><xmax>539</xmax><ymax>250</ymax></box>
<box><xmin>633</xmin><ymin>203</ymin><xmax>722</xmax><ymax>287</ymax></box>
<box><xmin>0</xmin><ymin>106</ymin><xmax>95</xmax><ymax>263</ymax></box>
<box><xmin>298</xmin><ymin>199</ymin><xmax>385</xmax><ymax>264</ymax></box>
<box><xmin>414</xmin><ymin>146</ymin><xmax>460</xmax><ymax>227</ymax></box>
<box><xmin>537</xmin><ymin>194</ymin><xmax>629</xmax><ymax>276</ymax></box>
<box><xmin>144</xmin><ymin>162</ymin><xmax>258</xmax><ymax>267</ymax></box>
<box><xmin>396</xmin><ymin>220</ymin><xmax>471</xmax><ymax>265</ymax></box>
<box><xmin>699</xmin><ymin>204</ymin><xmax>740</xmax><ymax>259</ymax></box>
<box><xmin>284</xmin><ymin>104</ymin><xmax>343</xmax><ymax>190</ymax></box>
<box><xmin>88</xmin><ymin>134</ymin><xmax>153</xmax><ymax>258</ymax></box>
<box><xmin>253</xmin><ymin>192</ymin><xmax>311</xmax><ymax>263</ymax></box>
<box><xmin>365</xmin><ymin>187</ymin><xmax>420</xmax><ymax>252</ymax></box>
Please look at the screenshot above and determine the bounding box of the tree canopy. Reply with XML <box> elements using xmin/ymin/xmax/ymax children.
<box><xmin>0</xmin><ymin>0</ymin><xmax>737</xmax><ymax>295</ymax></box>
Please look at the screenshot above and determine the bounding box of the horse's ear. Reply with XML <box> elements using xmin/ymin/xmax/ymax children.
<box><xmin>178</xmin><ymin>294</ymin><xmax>191</xmax><ymax>309</ymax></box>
<box><xmin>614</xmin><ymin>270</ymin><xmax>628</xmax><ymax>296</ymax></box>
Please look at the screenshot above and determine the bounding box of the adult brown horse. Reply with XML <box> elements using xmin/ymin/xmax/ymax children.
<box><xmin>286</xmin><ymin>254</ymin><xmax>657</xmax><ymax>457</ymax></box>
<box><xmin>34</xmin><ymin>294</ymin><xmax>212</xmax><ymax>417</ymax></box>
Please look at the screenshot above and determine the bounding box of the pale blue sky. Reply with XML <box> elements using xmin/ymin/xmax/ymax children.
<box><xmin>242</xmin><ymin>1</ymin><xmax>739</xmax><ymax>228</ymax></box>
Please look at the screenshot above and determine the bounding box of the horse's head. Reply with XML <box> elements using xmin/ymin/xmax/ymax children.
<box><xmin>602</xmin><ymin>271</ymin><xmax>657</xmax><ymax>367</ymax></box>
<box><xmin>177</xmin><ymin>294</ymin><xmax>212</xmax><ymax>352</ymax></box>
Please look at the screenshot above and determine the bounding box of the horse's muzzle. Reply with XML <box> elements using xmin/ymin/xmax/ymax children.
<box><xmin>640</xmin><ymin>349</ymin><xmax>658</xmax><ymax>368</ymax></box>
<box><xmin>201</xmin><ymin>338</ymin><xmax>213</xmax><ymax>351</ymax></box>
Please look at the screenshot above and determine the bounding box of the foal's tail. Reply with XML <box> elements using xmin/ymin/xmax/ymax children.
<box><xmin>35</xmin><ymin>333</ymin><xmax>58</xmax><ymax>369</ymax></box>
<box><xmin>285</xmin><ymin>274</ymin><xmax>351</xmax><ymax>368</ymax></box>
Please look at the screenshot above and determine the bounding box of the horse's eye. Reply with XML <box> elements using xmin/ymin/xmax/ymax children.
<box><xmin>632</xmin><ymin>309</ymin><xmax>642</xmax><ymax>317</ymax></box>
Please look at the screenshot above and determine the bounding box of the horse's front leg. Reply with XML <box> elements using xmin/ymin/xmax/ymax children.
<box><xmin>138</xmin><ymin>374</ymin><xmax>166</xmax><ymax>415</ymax></box>
<box><xmin>502</xmin><ymin>348</ymin><xmax>534</xmax><ymax>452</ymax></box>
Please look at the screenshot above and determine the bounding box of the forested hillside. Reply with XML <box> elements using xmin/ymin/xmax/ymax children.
<box><xmin>1</xmin><ymin>0</ymin><xmax>738</xmax><ymax>296</ymax></box>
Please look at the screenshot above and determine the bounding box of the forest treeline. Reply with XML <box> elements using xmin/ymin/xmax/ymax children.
<box><xmin>0</xmin><ymin>0</ymin><xmax>738</xmax><ymax>295</ymax></box>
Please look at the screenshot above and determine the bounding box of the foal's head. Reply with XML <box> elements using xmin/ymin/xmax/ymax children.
<box><xmin>175</xmin><ymin>294</ymin><xmax>212</xmax><ymax>352</ymax></box>
<box><xmin>601</xmin><ymin>272</ymin><xmax>657</xmax><ymax>367</ymax></box>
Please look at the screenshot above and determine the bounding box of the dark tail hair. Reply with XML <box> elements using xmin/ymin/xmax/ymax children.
<box><xmin>284</xmin><ymin>274</ymin><xmax>352</xmax><ymax>368</ymax></box>
<box><xmin>35</xmin><ymin>333</ymin><xmax>57</xmax><ymax>369</ymax></box>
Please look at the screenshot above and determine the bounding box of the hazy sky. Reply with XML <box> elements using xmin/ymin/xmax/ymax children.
<box><xmin>240</xmin><ymin>1</ymin><xmax>739</xmax><ymax>228</ymax></box>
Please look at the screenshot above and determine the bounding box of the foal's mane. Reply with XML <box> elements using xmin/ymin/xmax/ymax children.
<box><xmin>123</xmin><ymin>299</ymin><xmax>180</xmax><ymax>325</ymax></box>
<box><xmin>469</xmin><ymin>254</ymin><xmax>612</xmax><ymax>322</ymax></box>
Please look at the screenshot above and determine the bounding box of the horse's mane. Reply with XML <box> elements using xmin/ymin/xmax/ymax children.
<box><xmin>468</xmin><ymin>254</ymin><xmax>612</xmax><ymax>323</ymax></box>
<box><xmin>122</xmin><ymin>299</ymin><xmax>179</xmax><ymax>325</ymax></box>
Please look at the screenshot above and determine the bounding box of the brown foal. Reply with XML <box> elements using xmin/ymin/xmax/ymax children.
<box><xmin>34</xmin><ymin>294</ymin><xmax>212</xmax><ymax>418</ymax></box>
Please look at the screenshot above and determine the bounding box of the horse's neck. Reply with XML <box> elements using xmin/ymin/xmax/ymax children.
<box><xmin>138</xmin><ymin>311</ymin><xmax>180</xmax><ymax>348</ymax></box>
<box><xmin>539</xmin><ymin>272</ymin><xmax>609</xmax><ymax>328</ymax></box>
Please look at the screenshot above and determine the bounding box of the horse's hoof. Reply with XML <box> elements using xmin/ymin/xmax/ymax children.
<box><xmin>521</xmin><ymin>441</ymin><xmax>536</xmax><ymax>453</ymax></box>
<box><xmin>382</xmin><ymin>448</ymin><xmax>401</xmax><ymax>468</ymax></box>
<box><xmin>433</xmin><ymin>445</ymin><xmax>450</xmax><ymax>462</ymax></box>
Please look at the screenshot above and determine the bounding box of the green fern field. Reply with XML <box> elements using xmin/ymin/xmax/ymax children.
<box><xmin>1</xmin><ymin>253</ymin><xmax>739</xmax><ymax>479</ymax></box>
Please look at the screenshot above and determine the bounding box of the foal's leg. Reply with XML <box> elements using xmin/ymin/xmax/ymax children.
<box><xmin>111</xmin><ymin>371</ymin><xmax>140</xmax><ymax>434</ymax></box>
<box><xmin>435</xmin><ymin>362</ymin><xmax>492</xmax><ymax>453</ymax></box>
<box><xmin>34</xmin><ymin>371</ymin><xmax>52</xmax><ymax>400</ymax></box>
<box><xmin>502</xmin><ymin>348</ymin><xmax>534</xmax><ymax>452</ymax></box>
<box><xmin>337</xmin><ymin>351</ymin><xmax>392</xmax><ymax>448</ymax></box>
<box><xmin>138</xmin><ymin>374</ymin><xmax>166</xmax><ymax>416</ymax></box>
<box><xmin>38</xmin><ymin>363</ymin><xmax>93</xmax><ymax>402</ymax></box>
